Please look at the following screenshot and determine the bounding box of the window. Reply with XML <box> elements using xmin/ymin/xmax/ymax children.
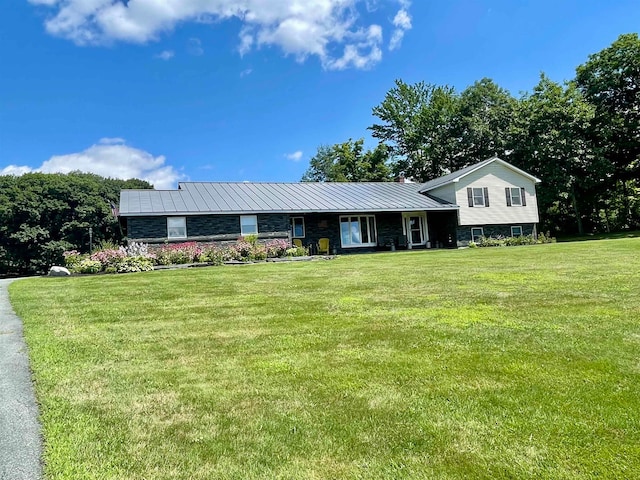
<box><xmin>511</xmin><ymin>226</ymin><xmax>523</xmax><ymax>237</ymax></box>
<box><xmin>240</xmin><ymin>215</ymin><xmax>258</xmax><ymax>236</ymax></box>
<box><xmin>467</xmin><ymin>187</ymin><xmax>489</xmax><ymax>207</ymax></box>
<box><xmin>506</xmin><ymin>187</ymin><xmax>527</xmax><ymax>207</ymax></box>
<box><xmin>340</xmin><ymin>215</ymin><xmax>377</xmax><ymax>247</ymax></box>
<box><xmin>291</xmin><ymin>217</ymin><xmax>305</xmax><ymax>238</ymax></box>
<box><xmin>167</xmin><ymin>217</ymin><xmax>187</xmax><ymax>239</ymax></box>
<box><xmin>471</xmin><ymin>227</ymin><xmax>484</xmax><ymax>242</ymax></box>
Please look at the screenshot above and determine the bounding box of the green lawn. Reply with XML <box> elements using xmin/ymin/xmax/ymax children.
<box><xmin>10</xmin><ymin>239</ymin><xmax>640</xmax><ymax>479</ymax></box>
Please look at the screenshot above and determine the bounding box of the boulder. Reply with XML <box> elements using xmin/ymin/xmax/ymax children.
<box><xmin>49</xmin><ymin>266</ymin><xmax>71</xmax><ymax>277</ymax></box>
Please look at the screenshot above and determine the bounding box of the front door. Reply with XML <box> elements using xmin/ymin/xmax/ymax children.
<box><xmin>403</xmin><ymin>213</ymin><xmax>427</xmax><ymax>248</ymax></box>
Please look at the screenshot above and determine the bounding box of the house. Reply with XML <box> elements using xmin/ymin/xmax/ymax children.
<box><xmin>418</xmin><ymin>156</ymin><xmax>541</xmax><ymax>244</ymax></box>
<box><xmin>119</xmin><ymin>157</ymin><xmax>541</xmax><ymax>252</ymax></box>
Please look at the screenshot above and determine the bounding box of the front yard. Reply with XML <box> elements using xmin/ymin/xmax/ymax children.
<box><xmin>10</xmin><ymin>238</ymin><xmax>640</xmax><ymax>479</ymax></box>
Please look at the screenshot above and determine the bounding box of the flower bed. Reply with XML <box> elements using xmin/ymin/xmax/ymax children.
<box><xmin>468</xmin><ymin>232</ymin><xmax>555</xmax><ymax>248</ymax></box>
<box><xmin>63</xmin><ymin>238</ymin><xmax>308</xmax><ymax>274</ymax></box>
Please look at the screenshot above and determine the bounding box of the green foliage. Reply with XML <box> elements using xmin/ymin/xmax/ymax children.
<box><xmin>301</xmin><ymin>139</ymin><xmax>392</xmax><ymax>182</ymax></box>
<box><xmin>286</xmin><ymin>245</ymin><xmax>309</xmax><ymax>257</ymax></box>
<box><xmin>509</xmin><ymin>75</ymin><xmax>603</xmax><ymax>234</ymax></box>
<box><xmin>243</xmin><ymin>234</ymin><xmax>259</xmax><ymax>245</ymax></box>
<box><xmin>369</xmin><ymin>80</ymin><xmax>457</xmax><ymax>181</ymax></box>
<box><xmin>72</xmin><ymin>259</ymin><xmax>102</xmax><ymax>274</ymax></box>
<box><xmin>475</xmin><ymin>234</ymin><xmax>553</xmax><ymax>247</ymax></box>
<box><xmin>361</xmin><ymin>34</ymin><xmax>640</xmax><ymax>235</ymax></box>
<box><xmin>112</xmin><ymin>257</ymin><xmax>154</xmax><ymax>273</ymax></box>
<box><xmin>575</xmin><ymin>33</ymin><xmax>640</xmax><ymax>230</ymax></box>
<box><xmin>0</xmin><ymin>172</ymin><xmax>152</xmax><ymax>275</ymax></box>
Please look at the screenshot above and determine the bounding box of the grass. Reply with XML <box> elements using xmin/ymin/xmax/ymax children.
<box><xmin>10</xmin><ymin>238</ymin><xmax>640</xmax><ymax>479</ymax></box>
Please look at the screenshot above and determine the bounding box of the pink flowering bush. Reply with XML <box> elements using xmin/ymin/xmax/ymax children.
<box><xmin>265</xmin><ymin>239</ymin><xmax>289</xmax><ymax>258</ymax></box>
<box><xmin>154</xmin><ymin>242</ymin><xmax>204</xmax><ymax>265</ymax></box>
<box><xmin>90</xmin><ymin>249</ymin><xmax>126</xmax><ymax>268</ymax></box>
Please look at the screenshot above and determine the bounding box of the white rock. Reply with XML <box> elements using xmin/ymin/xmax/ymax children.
<box><xmin>49</xmin><ymin>266</ymin><xmax>71</xmax><ymax>277</ymax></box>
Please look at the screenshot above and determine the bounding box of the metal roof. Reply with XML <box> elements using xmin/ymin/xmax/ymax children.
<box><xmin>120</xmin><ymin>182</ymin><xmax>458</xmax><ymax>216</ymax></box>
<box><xmin>419</xmin><ymin>156</ymin><xmax>541</xmax><ymax>193</ymax></box>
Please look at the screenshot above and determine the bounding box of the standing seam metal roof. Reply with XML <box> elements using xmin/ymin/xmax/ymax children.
<box><xmin>119</xmin><ymin>182</ymin><xmax>458</xmax><ymax>216</ymax></box>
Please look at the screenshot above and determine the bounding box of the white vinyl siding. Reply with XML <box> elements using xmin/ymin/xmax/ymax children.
<box><xmin>456</xmin><ymin>162</ymin><xmax>540</xmax><ymax>226</ymax></box>
<box><xmin>427</xmin><ymin>183</ymin><xmax>456</xmax><ymax>204</ymax></box>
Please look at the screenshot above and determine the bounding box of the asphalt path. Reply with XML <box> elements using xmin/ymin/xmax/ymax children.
<box><xmin>0</xmin><ymin>278</ymin><xmax>42</xmax><ymax>480</ymax></box>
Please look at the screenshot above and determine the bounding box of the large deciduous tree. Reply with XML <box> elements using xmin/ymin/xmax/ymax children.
<box><xmin>509</xmin><ymin>75</ymin><xmax>606</xmax><ymax>234</ymax></box>
<box><xmin>0</xmin><ymin>172</ymin><xmax>152</xmax><ymax>275</ymax></box>
<box><xmin>449</xmin><ymin>78</ymin><xmax>517</xmax><ymax>170</ymax></box>
<box><xmin>576</xmin><ymin>33</ymin><xmax>640</xmax><ymax>229</ymax></box>
<box><xmin>301</xmin><ymin>139</ymin><xmax>392</xmax><ymax>182</ymax></box>
<box><xmin>369</xmin><ymin>80</ymin><xmax>457</xmax><ymax>181</ymax></box>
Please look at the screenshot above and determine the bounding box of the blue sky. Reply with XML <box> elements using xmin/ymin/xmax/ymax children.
<box><xmin>1</xmin><ymin>0</ymin><xmax>639</xmax><ymax>188</ymax></box>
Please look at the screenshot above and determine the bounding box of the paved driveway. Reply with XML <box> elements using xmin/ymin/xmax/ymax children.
<box><xmin>0</xmin><ymin>278</ymin><xmax>42</xmax><ymax>480</ymax></box>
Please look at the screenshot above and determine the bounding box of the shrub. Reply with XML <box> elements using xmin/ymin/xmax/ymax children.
<box><xmin>233</xmin><ymin>240</ymin><xmax>254</xmax><ymax>261</ymax></box>
<box><xmin>477</xmin><ymin>236</ymin><xmax>504</xmax><ymax>247</ymax></box>
<box><xmin>250</xmin><ymin>244</ymin><xmax>267</xmax><ymax>261</ymax></box>
<box><xmin>96</xmin><ymin>239</ymin><xmax>120</xmax><ymax>251</ymax></box>
<box><xmin>121</xmin><ymin>241</ymin><xmax>153</xmax><ymax>258</ymax></box>
<box><xmin>198</xmin><ymin>246</ymin><xmax>226</xmax><ymax>266</ymax></box>
<box><xmin>285</xmin><ymin>246</ymin><xmax>308</xmax><ymax>257</ymax></box>
<box><xmin>73</xmin><ymin>259</ymin><xmax>102</xmax><ymax>274</ymax></box>
<box><xmin>468</xmin><ymin>241</ymin><xmax>478</xmax><ymax>248</ymax></box>
<box><xmin>90</xmin><ymin>249</ymin><xmax>126</xmax><ymax>267</ymax></box>
<box><xmin>504</xmin><ymin>235</ymin><xmax>537</xmax><ymax>246</ymax></box>
<box><xmin>154</xmin><ymin>242</ymin><xmax>202</xmax><ymax>265</ymax></box>
<box><xmin>113</xmin><ymin>257</ymin><xmax>154</xmax><ymax>273</ymax></box>
<box><xmin>63</xmin><ymin>250</ymin><xmax>84</xmax><ymax>268</ymax></box>
<box><xmin>242</xmin><ymin>234</ymin><xmax>259</xmax><ymax>245</ymax></box>
<box><xmin>265</xmin><ymin>239</ymin><xmax>289</xmax><ymax>258</ymax></box>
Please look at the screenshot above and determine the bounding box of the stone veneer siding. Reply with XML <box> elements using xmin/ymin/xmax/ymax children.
<box><xmin>127</xmin><ymin>214</ymin><xmax>289</xmax><ymax>242</ymax></box>
<box><xmin>296</xmin><ymin>212</ymin><xmax>405</xmax><ymax>254</ymax></box>
<box><xmin>456</xmin><ymin>223</ymin><xmax>536</xmax><ymax>246</ymax></box>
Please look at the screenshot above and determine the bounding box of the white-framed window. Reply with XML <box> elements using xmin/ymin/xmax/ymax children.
<box><xmin>511</xmin><ymin>226</ymin><xmax>523</xmax><ymax>237</ymax></box>
<box><xmin>167</xmin><ymin>217</ymin><xmax>187</xmax><ymax>239</ymax></box>
<box><xmin>291</xmin><ymin>217</ymin><xmax>305</xmax><ymax>238</ymax></box>
<box><xmin>506</xmin><ymin>187</ymin><xmax>527</xmax><ymax>207</ymax></box>
<box><xmin>471</xmin><ymin>227</ymin><xmax>484</xmax><ymax>242</ymax></box>
<box><xmin>240</xmin><ymin>215</ymin><xmax>258</xmax><ymax>236</ymax></box>
<box><xmin>340</xmin><ymin>215</ymin><xmax>377</xmax><ymax>248</ymax></box>
<box><xmin>467</xmin><ymin>187</ymin><xmax>489</xmax><ymax>207</ymax></box>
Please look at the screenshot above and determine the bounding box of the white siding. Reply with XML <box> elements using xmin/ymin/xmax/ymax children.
<box><xmin>428</xmin><ymin>183</ymin><xmax>456</xmax><ymax>204</ymax></box>
<box><xmin>455</xmin><ymin>162</ymin><xmax>539</xmax><ymax>226</ymax></box>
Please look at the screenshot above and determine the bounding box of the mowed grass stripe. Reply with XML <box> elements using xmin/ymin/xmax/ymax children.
<box><xmin>10</xmin><ymin>238</ymin><xmax>640</xmax><ymax>479</ymax></box>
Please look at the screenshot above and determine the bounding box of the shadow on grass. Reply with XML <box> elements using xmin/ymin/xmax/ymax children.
<box><xmin>557</xmin><ymin>230</ymin><xmax>640</xmax><ymax>242</ymax></box>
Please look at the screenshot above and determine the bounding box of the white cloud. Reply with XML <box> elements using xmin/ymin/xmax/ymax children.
<box><xmin>240</xmin><ymin>68</ymin><xmax>253</xmax><ymax>77</ymax></box>
<box><xmin>154</xmin><ymin>49</ymin><xmax>175</xmax><ymax>60</ymax></box>
<box><xmin>285</xmin><ymin>150</ymin><xmax>303</xmax><ymax>162</ymax></box>
<box><xmin>389</xmin><ymin>5</ymin><xmax>411</xmax><ymax>51</ymax></box>
<box><xmin>187</xmin><ymin>37</ymin><xmax>204</xmax><ymax>56</ymax></box>
<box><xmin>0</xmin><ymin>165</ymin><xmax>33</xmax><ymax>176</ymax></box>
<box><xmin>1</xmin><ymin>139</ymin><xmax>184</xmax><ymax>189</ymax></box>
<box><xmin>29</xmin><ymin>0</ymin><xmax>412</xmax><ymax>70</ymax></box>
<box><xmin>98</xmin><ymin>136</ymin><xmax>126</xmax><ymax>144</ymax></box>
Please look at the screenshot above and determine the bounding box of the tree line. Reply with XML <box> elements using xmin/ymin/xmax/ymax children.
<box><xmin>0</xmin><ymin>172</ymin><xmax>152</xmax><ymax>275</ymax></box>
<box><xmin>302</xmin><ymin>33</ymin><xmax>640</xmax><ymax>236</ymax></box>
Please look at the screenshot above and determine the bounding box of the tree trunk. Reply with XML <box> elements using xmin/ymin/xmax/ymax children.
<box><xmin>570</xmin><ymin>184</ymin><xmax>584</xmax><ymax>235</ymax></box>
